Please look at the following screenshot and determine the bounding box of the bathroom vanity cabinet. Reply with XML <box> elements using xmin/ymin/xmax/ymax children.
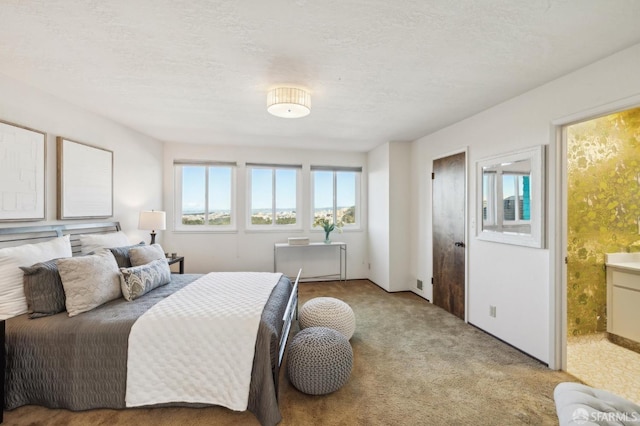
<box><xmin>605</xmin><ymin>253</ymin><xmax>640</xmax><ymax>344</ymax></box>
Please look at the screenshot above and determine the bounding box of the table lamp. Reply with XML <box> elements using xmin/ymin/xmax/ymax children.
<box><xmin>139</xmin><ymin>210</ymin><xmax>166</xmax><ymax>245</ymax></box>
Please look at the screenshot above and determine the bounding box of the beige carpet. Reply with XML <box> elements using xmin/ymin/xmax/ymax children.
<box><xmin>567</xmin><ymin>333</ymin><xmax>640</xmax><ymax>405</ymax></box>
<box><xmin>3</xmin><ymin>279</ymin><xmax>575</xmax><ymax>425</ymax></box>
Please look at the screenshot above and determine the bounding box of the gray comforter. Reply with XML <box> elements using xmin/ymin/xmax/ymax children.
<box><xmin>4</xmin><ymin>273</ymin><xmax>291</xmax><ymax>426</ymax></box>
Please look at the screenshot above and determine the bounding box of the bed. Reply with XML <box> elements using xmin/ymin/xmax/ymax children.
<box><xmin>0</xmin><ymin>222</ymin><xmax>299</xmax><ymax>426</ymax></box>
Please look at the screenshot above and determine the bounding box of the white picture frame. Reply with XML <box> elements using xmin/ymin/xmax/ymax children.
<box><xmin>0</xmin><ymin>120</ymin><xmax>46</xmax><ymax>221</ymax></box>
<box><xmin>57</xmin><ymin>137</ymin><xmax>113</xmax><ymax>219</ymax></box>
<box><xmin>476</xmin><ymin>145</ymin><xmax>546</xmax><ymax>248</ymax></box>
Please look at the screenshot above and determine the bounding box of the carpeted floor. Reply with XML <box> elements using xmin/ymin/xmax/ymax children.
<box><xmin>3</xmin><ymin>279</ymin><xmax>575</xmax><ymax>425</ymax></box>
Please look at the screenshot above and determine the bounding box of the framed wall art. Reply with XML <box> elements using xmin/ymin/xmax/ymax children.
<box><xmin>0</xmin><ymin>120</ymin><xmax>46</xmax><ymax>221</ymax></box>
<box><xmin>57</xmin><ymin>137</ymin><xmax>113</xmax><ymax>219</ymax></box>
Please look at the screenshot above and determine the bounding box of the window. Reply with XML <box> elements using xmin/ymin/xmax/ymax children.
<box><xmin>311</xmin><ymin>166</ymin><xmax>361</xmax><ymax>229</ymax></box>
<box><xmin>174</xmin><ymin>161</ymin><xmax>235</xmax><ymax>230</ymax></box>
<box><xmin>247</xmin><ymin>163</ymin><xmax>301</xmax><ymax>228</ymax></box>
<box><xmin>502</xmin><ymin>174</ymin><xmax>530</xmax><ymax>221</ymax></box>
<box><xmin>481</xmin><ymin>159</ymin><xmax>531</xmax><ymax>232</ymax></box>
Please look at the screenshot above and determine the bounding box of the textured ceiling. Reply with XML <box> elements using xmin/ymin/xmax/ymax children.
<box><xmin>1</xmin><ymin>1</ymin><xmax>640</xmax><ymax>152</ymax></box>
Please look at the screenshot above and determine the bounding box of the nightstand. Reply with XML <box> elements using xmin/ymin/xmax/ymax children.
<box><xmin>167</xmin><ymin>256</ymin><xmax>184</xmax><ymax>274</ymax></box>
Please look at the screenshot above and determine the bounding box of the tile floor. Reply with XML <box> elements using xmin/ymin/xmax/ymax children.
<box><xmin>567</xmin><ymin>333</ymin><xmax>640</xmax><ymax>405</ymax></box>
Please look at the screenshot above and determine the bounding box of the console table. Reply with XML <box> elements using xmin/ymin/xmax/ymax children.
<box><xmin>274</xmin><ymin>242</ymin><xmax>347</xmax><ymax>282</ymax></box>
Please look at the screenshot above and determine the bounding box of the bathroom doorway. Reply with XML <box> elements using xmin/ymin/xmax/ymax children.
<box><xmin>564</xmin><ymin>106</ymin><xmax>640</xmax><ymax>404</ymax></box>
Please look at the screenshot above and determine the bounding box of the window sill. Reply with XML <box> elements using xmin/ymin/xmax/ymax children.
<box><xmin>309</xmin><ymin>228</ymin><xmax>363</xmax><ymax>233</ymax></box>
<box><xmin>173</xmin><ymin>229</ymin><xmax>238</xmax><ymax>234</ymax></box>
<box><xmin>245</xmin><ymin>228</ymin><xmax>304</xmax><ymax>234</ymax></box>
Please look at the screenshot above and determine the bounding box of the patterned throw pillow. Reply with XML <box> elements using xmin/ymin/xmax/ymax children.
<box><xmin>20</xmin><ymin>259</ymin><xmax>66</xmax><ymax>318</ymax></box>
<box><xmin>119</xmin><ymin>258</ymin><xmax>171</xmax><ymax>301</ymax></box>
<box><xmin>129</xmin><ymin>244</ymin><xmax>166</xmax><ymax>266</ymax></box>
<box><xmin>120</xmin><ymin>259</ymin><xmax>171</xmax><ymax>301</ymax></box>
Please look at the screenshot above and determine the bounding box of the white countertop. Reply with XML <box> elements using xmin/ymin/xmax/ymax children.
<box><xmin>606</xmin><ymin>262</ymin><xmax>640</xmax><ymax>273</ymax></box>
<box><xmin>605</xmin><ymin>253</ymin><xmax>640</xmax><ymax>272</ymax></box>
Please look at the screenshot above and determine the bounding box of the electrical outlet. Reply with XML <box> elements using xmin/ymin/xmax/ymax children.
<box><xmin>417</xmin><ymin>279</ymin><xmax>423</xmax><ymax>290</ymax></box>
<box><xmin>489</xmin><ymin>305</ymin><xmax>497</xmax><ymax>318</ymax></box>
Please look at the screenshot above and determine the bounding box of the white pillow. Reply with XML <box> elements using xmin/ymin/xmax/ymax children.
<box><xmin>57</xmin><ymin>249</ymin><xmax>122</xmax><ymax>317</ymax></box>
<box><xmin>0</xmin><ymin>235</ymin><xmax>72</xmax><ymax>319</ymax></box>
<box><xmin>129</xmin><ymin>244</ymin><xmax>166</xmax><ymax>266</ymax></box>
<box><xmin>79</xmin><ymin>231</ymin><xmax>131</xmax><ymax>255</ymax></box>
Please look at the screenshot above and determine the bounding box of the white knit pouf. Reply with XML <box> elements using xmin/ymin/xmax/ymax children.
<box><xmin>299</xmin><ymin>297</ymin><xmax>356</xmax><ymax>340</ymax></box>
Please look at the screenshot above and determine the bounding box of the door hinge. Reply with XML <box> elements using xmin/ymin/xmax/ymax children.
<box><xmin>565</xmin><ymin>256</ymin><xmax>568</xmax><ymax>265</ymax></box>
<box><xmin>431</xmin><ymin>277</ymin><xmax>434</xmax><ymax>284</ymax></box>
<box><xmin>431</xmin><ymin>172</ymin><xmax>435</xmax><ymax>180</ymax></box>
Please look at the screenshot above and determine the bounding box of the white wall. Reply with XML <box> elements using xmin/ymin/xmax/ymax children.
<box><xmin>0</xmin><ymin>73</ymin><xmax>163</xmax><ymax>242</ymax></box>
<box><xmin>367</xmin><ymin>143</ymin><xmax>390</xmax><ymax>289</ymax></box>
<box><xmin>367</xmin><ymin>141</ymin><xmax>412</xmax><ymax>292</ymax></box>
<box><xmin>409</xmin><ymin>139</ymin><xmax>428</xmax><ymax>300</ymax></box>
<box><xmin>163</xmin><ymin>142</ymin><xmax>368</xmax><ymax>278</ymax></box>
<box><xmin>389</xmin><ymin>142</ymin><xmax>412</xmax><ymax>292</ymax></box>
<box><xmin>410</xmin><ymin>43</ymin><xmax>640</xmax><ymax>364</ymax></box>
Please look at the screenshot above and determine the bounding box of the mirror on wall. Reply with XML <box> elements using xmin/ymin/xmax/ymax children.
<box><xmin>476</xmin><ymin>145</ymin><xmax>546</xmax><ymax>248</ymax></box>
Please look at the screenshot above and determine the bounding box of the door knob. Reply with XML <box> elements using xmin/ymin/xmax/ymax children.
<box><xmin>454</xmin><ymin>241</ymin><xmax>465</xmax><ymax>247</ymax></box>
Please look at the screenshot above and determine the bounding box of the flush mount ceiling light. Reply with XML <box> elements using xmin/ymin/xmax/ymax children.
<box><xmin>267</xmin><ymin>87</ymin><xmax>311</xmax><ymax>118</ymax></box>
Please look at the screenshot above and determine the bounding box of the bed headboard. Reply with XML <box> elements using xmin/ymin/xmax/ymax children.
<box><xmin>0</xmin><ymin>222</ymin><xmax>121</xmax><ymax>255</ymax></box>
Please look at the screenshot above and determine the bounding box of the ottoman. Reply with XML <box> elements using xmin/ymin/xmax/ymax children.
<box><xmin>554</xmin><ymin>382</ymin><xmax>640</xmax><ymax>425</ymax></box>
<box><xmin>287</xmin><ymin>327</ymin><xmax>353</xmax><ymax>395</ymax></box>
<box><xmin>299</xmin><ymin>297</ymin><xmax>356</xmax><ymax>340</ymax></box>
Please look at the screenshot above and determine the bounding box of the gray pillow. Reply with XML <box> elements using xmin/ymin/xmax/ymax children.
<box><xmin>20</xmin><ymin>259</ymin><xmax>66</xmax><ymax>318</ymax></box>
<box><xmin>57</xmin><ymin>249</ymin><xmax>122</xmax><ymax>317</ymax></box>
<box><xmin>108</xmin><ymin>242</ymin><xmax>145</xmax><ymax>268</ymax></box>
<box><xmin>129</xmin><ymin>244</ymin><xmax>165</xmax><ymax>266</ymax></box>
<box><xmin>120</xmin><ymin>259</ymin><xmax>171</xmax><ymax>301</ymax></box>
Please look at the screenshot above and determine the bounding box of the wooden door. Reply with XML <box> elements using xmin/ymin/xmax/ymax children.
<box><xmin>432</xmin><ymin>152</ymin><xmax>466</xmax><ymax>320</ymax></box>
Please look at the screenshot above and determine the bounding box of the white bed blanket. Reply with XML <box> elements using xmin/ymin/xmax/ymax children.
<box><xmin>125</xmin><ymin>271</ymin><xmax>282</xmax><ymax>410</ymax></box>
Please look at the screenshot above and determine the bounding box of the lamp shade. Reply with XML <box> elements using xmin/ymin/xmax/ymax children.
<box><xmin>267</xmin><ymin>87</ymin><xmax>311</xmax><ymax>118</ymax></box>
<box><xmin>139</xmin><ymin>210</ymin><xmax>166</xmax><ymax>231</ymax></box>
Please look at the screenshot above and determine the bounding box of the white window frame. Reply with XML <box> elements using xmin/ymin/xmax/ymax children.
<box><xmin>246</xmin><ymin>163</ymin><xmax>302</xmax><ymax>231</ymax></box>
<box><xmin>310</xmin><ymin>166</ymin><xmax>362</xmax><ymax>231</ymax></box>
<box><xmin>502</xmin><ymin>173</ymin><xmax>531</xmax><ymax>225</ymax></box>
<box><xmin>174</xmin><ymin>161</ymin><xmax>236</xmax><ymax>232</ymax></box>
<box><xmin>483</xmin><ymin>170</ymin><xmax>531</xmax><ymax>229</ymax></box>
